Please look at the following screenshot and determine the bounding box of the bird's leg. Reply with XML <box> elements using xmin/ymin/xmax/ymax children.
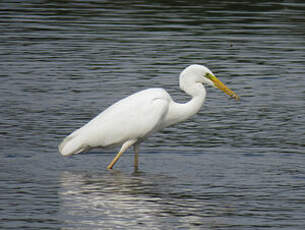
<box><xmin>107</xmin><ymin>139</ymin><xmax>136</xmax><ymax>169</ymax></box>
<box><xmin>134</xmin><ymin>144</ymin><xmax>139</xmax><ymax>172</ymax></box>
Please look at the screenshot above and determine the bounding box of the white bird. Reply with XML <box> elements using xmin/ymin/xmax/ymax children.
<box><xmin>58</xmin><ymin>64</ymin><xmax>239</xmax><ymax>170</ymax></box>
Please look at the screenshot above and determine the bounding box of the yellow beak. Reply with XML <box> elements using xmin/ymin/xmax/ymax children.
<box><xmin>209</xmin><ymin>74</ymin><xmax>240</xmax><ymax>101</ymax></box>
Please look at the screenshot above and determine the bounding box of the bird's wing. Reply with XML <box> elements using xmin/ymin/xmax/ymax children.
<box><xmin>73</xmin><ymin>88</ymin><xmax>171</xmax><ymax>148</ymax></box>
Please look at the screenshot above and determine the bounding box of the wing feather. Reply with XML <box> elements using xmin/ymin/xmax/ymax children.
<box><xmin>59</xmin><ymin>88</ymin><xmax>171</xmax><ymax>156</ymax></box>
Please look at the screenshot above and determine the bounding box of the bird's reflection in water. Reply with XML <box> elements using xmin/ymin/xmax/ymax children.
<box><xmin>58</xmin><ymin>170</ymin><xmax>234</xmax><ymax>229</ymax></box>
<box><xmin>58</xmin><ymin>170</ymin><xmax>172</xmax><ymax>229</ymax></box>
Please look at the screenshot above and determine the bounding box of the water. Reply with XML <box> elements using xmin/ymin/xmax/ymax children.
<box><xmin>1</xmin><ymin>0</ymin><xmax>305</xmax><ymax>229</ymax></box>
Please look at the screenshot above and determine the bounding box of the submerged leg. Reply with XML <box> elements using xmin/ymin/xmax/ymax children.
<box><xmin>134</xmin><ymin>144</ymin><xmax>140</xmax><ymax>171</ymax></box>
<box><xmin>107</xmin><ymin>139</ymin><xmax>136</xmax><ymax>169</ymax></box>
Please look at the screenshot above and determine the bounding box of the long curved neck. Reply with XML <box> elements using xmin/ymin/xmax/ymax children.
<box><xmin>163</xmin><ymin>83</ymin><xmax>206</xmax><ymax>128</ymax></box>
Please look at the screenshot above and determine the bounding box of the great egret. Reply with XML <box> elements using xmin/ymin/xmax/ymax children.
<box><xmin>59</xmin><ymin>64</ymin><xmax>239</xmax><ymax>170</ymax></box>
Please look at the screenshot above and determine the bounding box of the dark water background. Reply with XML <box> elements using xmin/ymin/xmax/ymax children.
<box><xmin>1</xmin><ymin>0</ymin><xmax>305</xmax><ymax>229</ymax></box>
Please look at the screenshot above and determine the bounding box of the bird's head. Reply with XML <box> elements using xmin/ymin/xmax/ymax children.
<box><xmin>180</xmin><ymin>64</ymin><xmax>240</xmax><ymax>100</ymax></box>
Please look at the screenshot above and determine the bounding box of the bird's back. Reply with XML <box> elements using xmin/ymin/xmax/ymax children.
<box><xmin>59</xmin><ymin>88</ymin><xmax>171</xmax><ymax>156</ymax></box>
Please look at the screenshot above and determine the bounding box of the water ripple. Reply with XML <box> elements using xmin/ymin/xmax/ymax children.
<box><xmin>1</xmin><ymin>0</ymin><xmax>305</xmax><ymax>229</ymax></box>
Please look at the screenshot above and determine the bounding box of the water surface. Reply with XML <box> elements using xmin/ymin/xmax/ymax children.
<box><xmin>1</xmin><ymin>1</ymin><xmax>305</xmax><ymax>229</ymax></box>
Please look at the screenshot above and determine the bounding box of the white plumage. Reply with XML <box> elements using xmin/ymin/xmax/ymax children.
<box><xmin>58</xmin><ymin>64</ymin><xmax>239</xmax><ymax>169</ymax></box>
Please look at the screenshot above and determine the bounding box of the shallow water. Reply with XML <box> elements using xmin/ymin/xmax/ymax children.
<box><xmin>1</xmin><ymin>0</ymin><xmax>305</xmax><ymax>229</ymax></box>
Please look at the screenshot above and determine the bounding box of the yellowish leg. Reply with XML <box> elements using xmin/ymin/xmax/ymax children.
<box><xmin>134</xmin><ymin>144</ymin><xmax>139</xmax><ymax>171</ymax></box>
<box><xmin>107</xmin><ymin>140</ymin><xmax>136</xmax><ymax>169</ymax></box>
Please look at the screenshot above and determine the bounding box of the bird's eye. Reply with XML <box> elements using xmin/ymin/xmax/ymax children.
<box><xmin>205</xmin><ymin>73</ymin><xmax>212</xmax><ymax>79</ymax></box>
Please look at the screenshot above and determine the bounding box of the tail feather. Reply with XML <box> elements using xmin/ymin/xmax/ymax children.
<box><xmin>58</xmin><ymin>134</ymin><xmax>89</xmax><ymax>156</ymax></box>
